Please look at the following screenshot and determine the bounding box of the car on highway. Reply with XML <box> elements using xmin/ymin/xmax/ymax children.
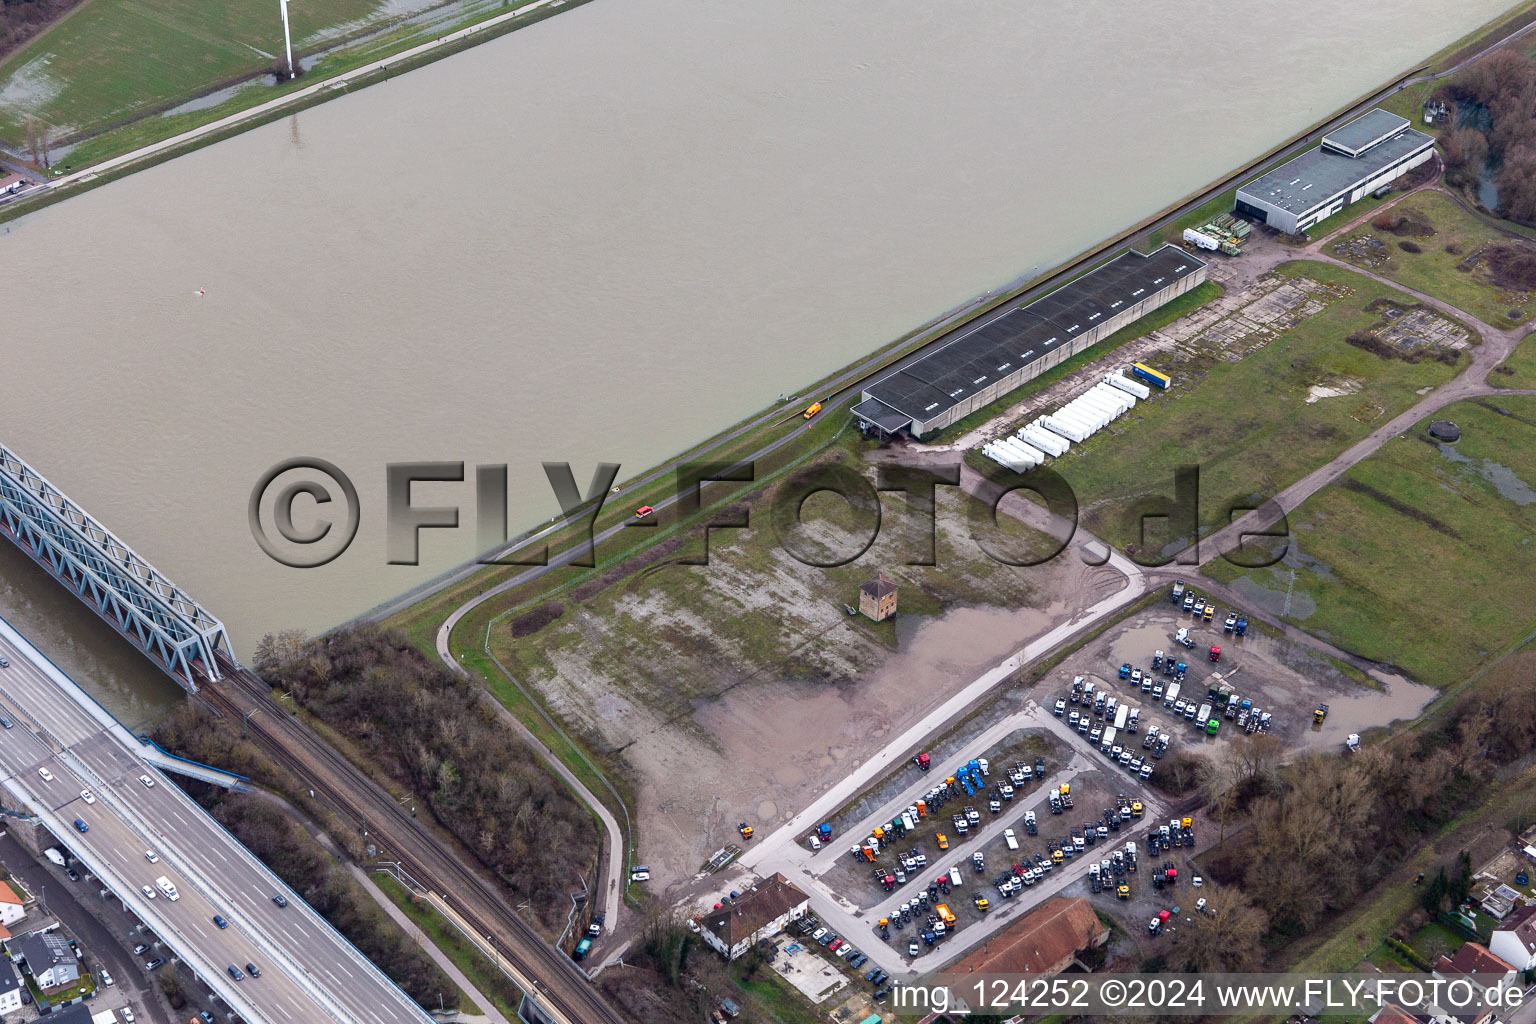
<box><xmin>79</xmin><ymin>790</ymin><xmax>94</xmax><ymax>804</ymax></box>
<box><xmin>213</xmin><ymin>915</ymin><xmax>228</xmax><ymax>929</ymax></box>
<box><xmin>227</xmin><ymin>965</ymin><xmax>244</xmax><ymax>980</ymax></box>
<box><xmin>271</xmin><ymin>894</ymin><xmax>288</xmax><ymax>907</ymax></box>
<box><xmin>634</xmin><ymin>505</ymin><xmax>654</xmax><ymax>519</ymax></box>
<box><xmin>138</xmin><ymin>774</ymin><xmax>155</xmax><ymax>788</ymax></box>
<box><xmin>145</xmin><ymin>850</ymin><xmax>158</xmax><ymax>863</ymax></box>
<box><xmin>0</xmin><ymin>716</ymin><xmax>11</xmax><ymax>729</ymax></box>
<box><xmin>145</xmin><ymin>958</ymin><xmax>165</xmax><ymax>971</ymax></box>
<box><xmin>245</xmin><ymin>962</ymin><xmax>261</xmax><ymax>978</ymax></box>
<box><xmin>0</xmin><ymin>657</ymin><xmax>7</xmax><ymax>667</ymax></box>
<box><xmin>38</xmin><ymin>767</ymin><xmax>53</xmax><ymax>782</ymax></box>
<box><xmin>73</xmin><ymin>818</ymin><xmax>87</xmax><ymax>833</ymax></box>
<box><xmin>141</xmin><ymin>886</ymin><xmax>156</xmax><ymax>900</ymax></box>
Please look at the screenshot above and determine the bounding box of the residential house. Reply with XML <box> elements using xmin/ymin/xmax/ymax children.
<box><xmin>0</xmin><ymin>960</ymin><xmax>20</xmax><ymax>1017</ymax></box>
<box><xmin>1432</xmin><ymin>942</ymin><xmax>1517</xmax><ymax>1023</ymax></box>
<box><xmin>0</xmin><ymin>882</ymin><xmax>24</xmax><ymax>928</ymax></box>
<box><xmin>16</xmin><ymin>930</ymin><xmax>79</xmax><ymax>989</ymax></box>
<box><xmin>696</xmin><ymin>874</ymin><xmax>809</xmax><ymax>960</ymax></box>
<box><xmin>1489</xmin><ymin>903</ymin><xmax>1536</xmax><ymax>972</ymax></box>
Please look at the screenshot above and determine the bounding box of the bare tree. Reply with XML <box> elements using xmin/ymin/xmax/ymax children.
<box><xmin>1166</xmin><ymin>888</ymin><xmax>1269</xmax><ymax>972</ymax></box>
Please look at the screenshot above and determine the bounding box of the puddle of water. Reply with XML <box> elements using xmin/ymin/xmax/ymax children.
<box><xmin>1106</xmin><ymin>622</ymin><xmax>1180</xmax><ymax>672</ymax></box>
<box><xmin>162</xmin><ymin>82</ymin><xmax>263</xmax><ymax>118</ymax></box>
<box><xmin>1478</xmin><ymin>162</ymin><xmax>1500</xmax><ymax>210</ymax></box>
<box><xmin>1294</xmin><ymin>670</ymin><xmax>1439</xmax><ymax>751</ymax></box>
<box><xmin>1437</xmin><ymin>444</ymin><xmax>1536</xmax><ymax>505</ymax></box>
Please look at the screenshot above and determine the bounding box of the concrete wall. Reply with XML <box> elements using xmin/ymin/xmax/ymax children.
<box><xmin>909</xmin><ymin>264</ymin><xmax>1208</xmax><ymax>437</ymax></box>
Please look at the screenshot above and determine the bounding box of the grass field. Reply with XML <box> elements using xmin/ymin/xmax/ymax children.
<box><xmin>1329</xmin><ymin>189</ymin><xmax>1536</xmax><ymax>328</ymax></box>
<box><xmin>1205</xmin><ymin>397</ymin><xmax>1536</xmax><ymax>688</ymax></box>
<box><xmin>1491</xmin><ymin>331</ymin><xmax>1536</xmax><ymax>387</ymax></box>
<box><xmin>0</xmin><ymin>0</ymin><xmax>387</xmax><ymax>143</ymax></box>
<box><xmin>1038</xmin><ymin>260</ymin><xmax>1468</xmax><ymax>556</ymax></box>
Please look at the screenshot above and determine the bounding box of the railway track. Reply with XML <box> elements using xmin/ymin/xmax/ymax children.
<box><xmin>204</xmin><ymin>656</ymin><xmax>622</xmax><ymax>1024</ymax></box>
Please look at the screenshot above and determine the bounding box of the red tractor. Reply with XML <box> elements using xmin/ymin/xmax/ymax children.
<box><xmin>1208</xmin><ymin>645</ymin><xmax>1221</xmax><ymax>663</ymax></box>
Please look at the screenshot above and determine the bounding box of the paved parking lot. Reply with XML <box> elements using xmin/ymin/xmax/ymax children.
<box><xmin>752</xmin><ymin>699</ymin><xmax>1166</xmax><ymax>978</ymax></box>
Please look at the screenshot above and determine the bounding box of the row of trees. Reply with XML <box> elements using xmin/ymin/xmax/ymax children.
<box><xmin>254</xmin><ymin>626</ymin><xmax>598</xmax><ymax>928</ymax></box>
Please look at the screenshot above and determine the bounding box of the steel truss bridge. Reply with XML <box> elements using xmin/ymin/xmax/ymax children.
<box><xmin>0</xmin><ymin>443</ymin><xmax>234</xmax><ymax>689</ymax></box>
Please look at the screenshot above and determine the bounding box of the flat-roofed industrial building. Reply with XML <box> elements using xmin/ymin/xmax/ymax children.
<box><xmin>851</xmin><ymin>244</ymin><xmax>1206</xmax><ymax>439</ymax></box>
<box><xmin>1235</xmin><ymin>109</ymin><xmax>1435</xmax><ymax>236</ymax></box>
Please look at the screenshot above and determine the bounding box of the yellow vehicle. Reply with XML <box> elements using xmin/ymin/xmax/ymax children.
<box><xmin>1203</xmin><ymin>605</ymin><xmax>1215</xmax><ymax>622</ymax></box>
<box><xmin>1051</xmin><ymin>848</ymin><xmax>1064</xmax><ymax>863</ymax></box>
<box><xmin>936</xmin><ymin>833</ymin><xmax>949</xmax><ymax>850</ymax></box>
<box><xmin>1117</xmin><ymin>884</ymin><xmax>1130</xmax><ymax>900</ymax></box>
<box><xmin>1181</xmin><ymin>816</ymin><xmax>1193</xmax><ymax>829</ymax></box>
<box><xmin>974</xmin><ymin>896</ymin><xmax>990</xmax><ymax>912</ymax></box>
<box><xmin>873</xmin><ymin>826</ymin><xmax>885</xmax><ymax>840</ymax></box>
<box><xmin>802</xmin><ymin>401</ymin><xmax>823</xmax><ymax>419</ymax></box>
<box><xmin>936</xmin><ymin>904</ymin><xmax>956</xmax><ymax>925</ymax></box>
<box><xmin>1059</xmin><ymin>783</ymin><xmax>1070</xmax><ymax>797</ymax></box>
<box><xmin>915</xmin><ymin>800</ymin><xmax>927</xmax><ymax>817</ymax></box>
<box><xmin>1131</xmin><ymin>800</ymin><xmax>1144</xmax><ymax>818</ymax></box>
<box><xmin>738</xmin><ymin>823</ymin><xmax>754</xmax><ymax>840</ymax></box>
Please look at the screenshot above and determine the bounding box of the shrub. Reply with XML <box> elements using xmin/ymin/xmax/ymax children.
<box><xmin>1399</xmin><ymin>241</ymin><xmax>1423</xmax><ymax>253</ymax></box>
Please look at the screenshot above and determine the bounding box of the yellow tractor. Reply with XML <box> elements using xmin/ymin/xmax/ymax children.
<box><xmin>738</xmin><ymin>822</ymin><xmax>754</xmax><ymax>841</ymax></box>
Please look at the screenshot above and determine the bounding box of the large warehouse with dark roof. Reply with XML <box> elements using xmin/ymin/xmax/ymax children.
<box><xmin>852</xmin><ymin>244</ymin><xmax>1206</xmax><ymax>438</ymax></box>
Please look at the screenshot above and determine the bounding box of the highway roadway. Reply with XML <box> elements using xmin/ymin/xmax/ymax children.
<box><xmin>0</xmin><ymin>619</ymin><xmax>432</xmax><ymax>1024</ymax></box>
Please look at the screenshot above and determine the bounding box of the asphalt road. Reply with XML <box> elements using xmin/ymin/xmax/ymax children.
<box><xmin>0</xmin><ymin>623</ymin><xmax>432</xmax><ymax>1024</ymax></box>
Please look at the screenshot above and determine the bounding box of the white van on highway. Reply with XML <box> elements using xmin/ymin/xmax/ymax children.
<box><xmin>155</xmin><ymin>876</ymin><xmax>179</xmax><ymax>901</ymax></box>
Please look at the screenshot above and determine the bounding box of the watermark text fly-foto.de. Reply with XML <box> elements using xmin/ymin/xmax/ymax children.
<box><xmin>248</xmin><ymin>457</ymin><xmax>1291</xmax><ymax>571</ymax></box>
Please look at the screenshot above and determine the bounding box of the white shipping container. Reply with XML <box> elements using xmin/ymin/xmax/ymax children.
<box><xmin>1106</xmin><ymin>373</ymin><xmax>1151</xmax><ymax>400</ymax></box>
<box><xmin>982</xmin><ymin>445</ymin><xmax>1027</xmax><ymax>472</ymax></box>
<box><xmin>1010</xmin><ymin>439</ymin><xmax>1047</xmax><ymax>463</ymax></box>
<box><xmin>1041</xmin><ymin>417</ymin><xmax>1087</xmax><ymax>443</ymax></box>
<box><xmin>1091</xmin><ymin>382</ymin><xmax>1134</xmax><ymax>411</ymax></box>
<box><xmin>1075</xmin><ymin>393</ymin><xmax>1120</xmax><ymax>421</ymax></box>
<box><xmin>1021</xmin><ymin>427</ymin><xmax>1067</xmax><ymax>457</ymax></box>
<box><xmin>996</xmin><ymin>438</ymin><xmax>1041</xmax><ymax>468</ymax></box>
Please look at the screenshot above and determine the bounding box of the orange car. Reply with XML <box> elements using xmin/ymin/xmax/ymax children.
<box><xmin>634</xmin><ymin>506</ymin><xmax>654</xmax><ymax>519</ymax></box>
<box><xmin>803</xmin><ymin>401</ymin><xmax>823</xmax><ymax>420</ymax></box>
